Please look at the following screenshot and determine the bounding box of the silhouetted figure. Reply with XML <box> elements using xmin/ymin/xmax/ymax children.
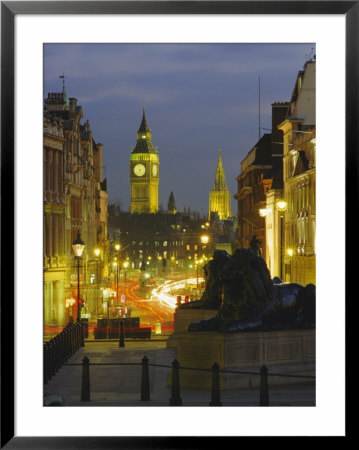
<box><xmin>249</xmin><ymin>235</ymin><xmax>262</xmax><ymax>257</ymax></box>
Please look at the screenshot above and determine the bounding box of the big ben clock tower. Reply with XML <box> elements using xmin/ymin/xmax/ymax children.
<box><xmin>130</xmin><ymin>109</ymin><xmax>159</xmax><ymax>213</ymax></box>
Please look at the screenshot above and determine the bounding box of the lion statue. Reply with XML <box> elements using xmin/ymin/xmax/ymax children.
<box><xmin>185</xmin><ymin>248</ymin><xmax>315</xmax><ymax>332</ymax></box>
<box><xmin>180</xmin><ymin>249</ymin><xmax>230</xmax><ymax>310</ymax></box>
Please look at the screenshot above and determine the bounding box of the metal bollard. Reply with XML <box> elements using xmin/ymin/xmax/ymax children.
<box><xmin>81</xmin><ymin>356</ymin><xmax>90</xmax><ymax>402</ymax></box>
<box><xmin>169</xmin><ymin>359</ymin><xmax>182</xmax><ymax>406</ymax></box>
<box><xmin>119</xmin><ymin>321</ymin><xmax>125</xmax><ymax>348</ymax></box>
<box><xmin>141</xmin><ymin>356</ymin><xmax>150</xmax><ymax>401</ymax></box>
<box><xmin>259</xmin><ymin>365</ymin><xmax>269</xmax><ymax>406</ymax></box>
<box><xmin>209</xmin><ymin>362</ymin><xmax>222</xmax><ymax>406</ymax></box>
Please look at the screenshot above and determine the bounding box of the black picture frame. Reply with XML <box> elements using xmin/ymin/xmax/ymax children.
<box><xmin>1</xmin><ymin>1</ymin><xmax>353</xmax><ymax>447</ymax></box>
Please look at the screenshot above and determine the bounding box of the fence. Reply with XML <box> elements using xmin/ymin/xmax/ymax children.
<box><xmin>63</xmin><ymin>356</ymin><xmax>315</xmax><ymax>407</ymax></box>
<box><xmin>43</xmin><ymin>321</ymin><xmax>85</xmax><ymax>384</ymax></box>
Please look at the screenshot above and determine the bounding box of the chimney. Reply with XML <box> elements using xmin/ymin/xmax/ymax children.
<box><xmin>69</xmin><ymin>97</ymin><xmax>77</xmax><ymax>113</ymax></box>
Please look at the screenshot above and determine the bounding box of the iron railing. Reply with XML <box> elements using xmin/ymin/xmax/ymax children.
<box><xmin>63</xmin><ymin>356</ymin><xmax>315</xmax><ymax>406</ymax></box>
<box><xmin>43</xmin><ymin>321</ymin><xmax>84</xmax><ymax>384</ymax></box>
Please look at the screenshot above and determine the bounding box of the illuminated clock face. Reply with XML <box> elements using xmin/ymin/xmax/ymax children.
<box><xmin>152</xmin><ymin>164</ymin><xmax>158</xmax><ymax>176</ymax></box>
<box><xmin>134</xmin><ymin>164</ymin><xmax>146</xmax><ymax>177</ymax></box>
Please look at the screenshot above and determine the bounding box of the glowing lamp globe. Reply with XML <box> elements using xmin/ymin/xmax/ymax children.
<box><xmin>72</xmin><ymin>231</ymin><xmax>85</xmax><ymax>257</ymax></box>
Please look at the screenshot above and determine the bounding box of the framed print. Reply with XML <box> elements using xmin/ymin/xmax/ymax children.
<box><xmin>1</xmin><ymin>1</ymin><xmax>354</xmax><ymax>447</ymax></box>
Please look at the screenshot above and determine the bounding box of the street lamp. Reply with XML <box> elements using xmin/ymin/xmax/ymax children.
<box><xmin>287</xmin><ymin>248</ymin><xmax>293</xmax><ymax>282</ymax></box>
<box><xmin>200</xmin><ymin>235</ymin><xmax>209</xmax><ymax>260</ymax></box>
<box><xmin>276</xmin><ymin>200</ymin><xmax>287</xmax><ymax>280</ymax></box>
<box><xmin>259</xmin><ymin>208</ymin><xmax>269</xmax><ymax>217</ymax></box>
<box><xmin>72</xmin><ymin>231</ymin><xmax>85</xmax><ymax>322</ymax></box>
<box><xmin>94</xmin><ymin>248</ymin><xmax>101</xmax><ymax>316</ymax></box>
<box><xmin>195</xmin><ymin>259</ymin><xmax>204</xmax><ymax>299</ymax></box>
<box><xmin>123</xmin><ymin>261</ymin><xmax>129</xmax><ymax>289</ymax></box>
<box><xmin>200</xmin><ymin>235</ymin><xmax>209</xmax><ymax>244</ymax></box>
<box><xmin>113</xmin><ymin>261</ymin><xmax>119</xmax><ymax>307</ymax></box>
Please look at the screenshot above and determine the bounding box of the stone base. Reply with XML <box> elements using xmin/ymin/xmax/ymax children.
<box><xmin>166</xmin><ymin>308</ymin><xmax>217</xmax><ymax>348</ymax></box>
<box><xmin>170</xmin><ymin>329</ymin><xmax>315</xmax><ymax>390</ymax></box>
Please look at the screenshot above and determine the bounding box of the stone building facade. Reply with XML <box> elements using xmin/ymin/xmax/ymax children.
<box><xmin>44</xmin><ymin>87</ymin><xmax>108</xmax><ymax>330</ymax></box>
<box><xmin>108</xmin><ymin>210</ymin><xmax>214</xmax><ymax>276</ymax></box>
<box><xmin>234</xmin><ymin>103</ymin><xmax>288</xmax><ymax>264</ymax></box>
<box><xmin>43</xmin><ymin>110</ymin><xmax>66</xmax><ymax>328</ymax></box>
<box><xmin>277</xmin><ymin>59</ymin><xmax>316</xmax><ymax>285</ymax></box>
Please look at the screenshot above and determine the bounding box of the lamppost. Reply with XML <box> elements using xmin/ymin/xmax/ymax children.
<box><xmin>113</xmin><ymin>261</ymin><xmax>119</xmax><ymax>307</ymax></box>
<box><xmin>72</xmin><ymin>231</ymin><xmax>85</xmax><ymax>322</ymax></box>
<box><xmin>195</xmin><ymin>259</ymin><xmax>204</xmax><ymax>299</ymax></box>
<box><xmin>276</xmin><ymin>200</ymin><xmax>287</xmax><ymax>281</ymax></box>
<box><xmin>287</xmin><ymin>248</ymin><xmax>293</xmax><ymax>282</ymax></box>
<box><xmin>123</xmin><ymin>261</ymin><xmax>129</xmax><ymax>289</ymax></box>
<box><xmin>94</xmin><ymin>248</ymin><xmax>101</xmax><ymax>317</ymax></box>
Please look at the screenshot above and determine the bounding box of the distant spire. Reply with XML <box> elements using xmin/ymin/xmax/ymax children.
<box><xmin>167</xmin><ymin>191</ymin><xmax>177</xmax><ymax>214</ymax></box>
<box><xmin>208</xmin><ymin>148</ymin><xmax>232</xmax><ymax>220</ymax></box>
<box><xmin>213</xmin><ymin>147</ymin><xmax>226</xmax><ymax>189</ymax></box>
<box><xmin>132</xmin><ymin>108</ymin><xmax>156</xmax><ymax>154</ymax></box>
<box><xmin>138</xmin><ymin>106</ymin><xmax>150</xmax><ymax>134</ymax></box>
<box><xmin>59</xmin><ymin>73</ymin><xmax>69</xmax><ymax>108</ymax></box>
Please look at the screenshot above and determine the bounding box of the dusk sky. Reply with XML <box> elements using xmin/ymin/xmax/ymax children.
<box><xmin>44</xmin><ymin>43</ymin><xmax>315</xmax><ymax>214</ymax></box>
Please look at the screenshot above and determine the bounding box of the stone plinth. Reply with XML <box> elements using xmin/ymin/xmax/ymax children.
<box><xmin>172</xmin><ymin>329</ymin><xmax>315</xmax><ymax>390</ymax></box>
<box><xmin>166</xmin><ymin>307</ymin><xmax>217</xmax><ymax>347</ymax></box>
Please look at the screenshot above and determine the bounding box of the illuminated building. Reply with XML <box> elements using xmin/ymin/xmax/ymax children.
<box><xmin>234</xmin><ymin>103</ymin><xmax>288</xmax><ymax>264</ymax></box>
<box><xmin>108</xmin><ymin>210</ymin><xmax>214</xmax><ymax>274</ymax></box>
<box><xmin>277</xmin><ymin>58</ymin><xmax>316</xmax><ymax>284</ymax></box>
<box><xmin>208</xmin><ymin>148</ymin><xmax>232</xmax><ymax>220</ymax></box>
<box><xmin>44</xmin><ymin>82</ymin><xmax>109</xmax><ymax>330</ymax></box>
<box><xmin>130</xmin><ymin>109</ymin><xmax>159</xmax><ymax>213</ymax></box>
<box><xmin>43</xmin><ymin>110</ymin><xmax>66</xmax><ymax>329</ymax></box>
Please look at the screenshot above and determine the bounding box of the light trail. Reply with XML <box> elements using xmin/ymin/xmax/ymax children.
<box><xmin>150</xmin><ymin>277</ymin><xmax>204</xmax><ymax>309</ymax></box>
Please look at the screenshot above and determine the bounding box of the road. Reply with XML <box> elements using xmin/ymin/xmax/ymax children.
<box><xmin>120</xmin><ymin>279</ymin><xmax>174</xmax><ymax>331</ymax></box>
<box><xmin>44</xmin><ymin>274</ymin><xmax>205</xmax><ymax>340</ymax></box>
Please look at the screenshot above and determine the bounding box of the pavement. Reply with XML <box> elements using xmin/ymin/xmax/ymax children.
<box><xmin>44</xmin><ymin>336</ymin><xmax>315</xmax><ymax>407</ymax></box>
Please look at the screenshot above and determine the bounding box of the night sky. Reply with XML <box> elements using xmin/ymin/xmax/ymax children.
<box><xmin>44</xmin><ymin>43</ymin><xmax>315</xmax><ymax>214</ymax></box>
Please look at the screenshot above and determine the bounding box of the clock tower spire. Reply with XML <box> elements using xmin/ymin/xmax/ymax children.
<box><xmin>130</xmin><ymin>109</ymin><xmax>159</xmax><ymax>213</ymax></box>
